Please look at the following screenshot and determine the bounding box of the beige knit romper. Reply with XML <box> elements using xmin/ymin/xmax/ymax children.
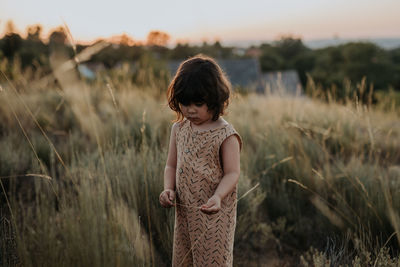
<box><xmin>172</xmin><ymin>119</ymin><xmax>242</xmax><ymax>267</ymax></box>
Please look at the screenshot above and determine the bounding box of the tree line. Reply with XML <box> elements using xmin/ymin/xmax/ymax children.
<box><xmin>1</xmin><ymin>21</ymin><xmax>399</xmax><ymax>94</ymax></box>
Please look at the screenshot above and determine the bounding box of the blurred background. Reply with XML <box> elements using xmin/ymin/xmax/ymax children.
<box><xmin>0</xmin><ymin>0</ymin><xmax>399</xmax><ymax>266</ymax></box>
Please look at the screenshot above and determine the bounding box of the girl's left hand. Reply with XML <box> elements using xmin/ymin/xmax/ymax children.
<box><xmin>200</xmin><ymin>195</ymin><xmax>221</xmax><ymax>214</ymax></box>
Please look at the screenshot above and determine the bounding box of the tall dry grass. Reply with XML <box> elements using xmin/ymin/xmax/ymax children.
<box><xmin>0</xmin><ymin>49</ymin><xmax>399</xmax><ymax>266</ymax></box>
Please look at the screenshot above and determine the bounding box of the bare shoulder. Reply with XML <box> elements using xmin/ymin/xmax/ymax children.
<box><xmin>221</xmin><ymin>120</ymin><xmax>242</xmax><ymax>151</ymax></box>
<box><xmin>221</xmin><ymin>134</ymin><xmax>241</xmax><ymax>151</ymax></box>
<box><xmin>218</xmin><ymin>117</ymin><xmax>229</xmax><ymax>127</ymax></box>
<box><xmin>170</xmin><ymin>122</ymin><xmax>180</xmax><ymax>135</ymax></box>
<box><xmin>221</xmin><ymin>132</ymin><xmax>241</xmax><ymax>172</ymax></box>
<box><xmin>172</xmin><ymin>121</ymin><xmax>179</xmax><ymax>130</ymax></box>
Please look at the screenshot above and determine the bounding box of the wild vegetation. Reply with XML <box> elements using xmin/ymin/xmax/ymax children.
<box><xmin>0</xmin><ymin>46</ymin><xmax>399</xmax><ymax>266</ymax></box>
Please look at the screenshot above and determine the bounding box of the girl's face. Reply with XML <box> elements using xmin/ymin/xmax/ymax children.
<box><xmin>179</xmin><ymin>102</ymin><xmax>213</xmax><ymax>125</ymax></box>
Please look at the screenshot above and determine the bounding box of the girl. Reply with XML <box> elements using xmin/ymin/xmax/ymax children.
<box><xmin>159</xmin><ymin>54</ymin><xmax>242</xmax><ymax>267</ymax></box>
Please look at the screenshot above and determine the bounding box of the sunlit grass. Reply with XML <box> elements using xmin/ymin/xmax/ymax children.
<box><xmin>0</xmin><ymin>53</ymin><xmax>399</xmax><ymax>266</ymax></box>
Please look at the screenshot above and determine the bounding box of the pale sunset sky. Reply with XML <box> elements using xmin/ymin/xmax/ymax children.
<box><xmin>1</xmin><ymin>0</ymin><xmax>399</xmax><ymax>45</ymax></box>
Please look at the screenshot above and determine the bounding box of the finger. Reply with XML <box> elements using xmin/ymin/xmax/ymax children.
<box><xmin>160</xmin><ymin>197</ymin><xmax>166</xmax><ymax>207</ymax></box>
<box><xmin>169</xmin><ymin>191</ymin><xmax>176</xmax><ymax>201</ymax></box>
<box><xmin>201</xmin><ymin>201</ymin><xmax>213</xmax><ymax>209</ymax></box>
<box><xmin>159</xmin><ymin>194</ymin><xmax>165</xmax><ymax>205</ymax></box>
<box><xmin>164</xmin><ymin>196</ymin><xmax>173</xmax><ymax>206</ymax></box>
<box><xmin>208</xmin><ymin>206</ymin><xmax>219</xmax><ymax>213</ymax></box>
<box><xmin>203</xmin><ymin>205</ymin><xmax>220</xmax><ymax>213</ymax></box>
<box><xmin>200</xmin><ymin>208</ymin><xmax>218</xmax><ymax>214</ymax></box>
<box><xmin>201</xmin><ymin>204</ymin><xmax>210</xmax><ymax>210</ymax></box>
<box><xmin>200</xmin><ymin>209</ymin><xmax>210</xmax><ymax>214</ymax></box>
<box><xmin>201</xmin><ymin>204</ymin><xmax>215</xmax><ymax>212</ymax></box>
<box><xmin>160</xmin><ymin>195</ymin><xmax>172</xmax><ymax>207</ymax></box>
<box><xmin>203</xmin><ymin>205</ymin><xmax>216</xmax><ymax>211</ymax></box>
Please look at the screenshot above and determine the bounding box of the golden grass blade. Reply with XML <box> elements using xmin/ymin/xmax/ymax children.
<box><xmin>310</xmin><ymin>195</ymin><xmax>344</xmax><ymax>228</ymax></box>
<box><xmin>0</xmin><ymin>174</ymin><xmax>52</xmax><ymax>180</ymax></box>
<box><xmin>238</xmin><ymin>182</ymin><xmax>260</xmax><ymax>201</ymax></box>
<box><xmin>26</xmin><ymin>174</ymin><xmax>53</xmax><ymax>180</ymax></box>
<box><xmin>288</xmin><ymin>178</ymin><xmax>356</xmax><ymax>228</ymax></box>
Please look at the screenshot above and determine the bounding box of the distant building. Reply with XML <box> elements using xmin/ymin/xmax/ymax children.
<box><xmin>78</xmin><ymin>57</ymin><xmax>304</xmax><ymax>97</ymax></box>
<box><xmin>261</xmin><ymin>70</ymin><xmax>303</xmax><ymax>96</ymax></box>
<box><xmin>232</xmin><ymin>47</ymin><xmax>247</xmax><ymax>57</ymax></box>
<box><xmin>245</xmin><ymin>47</ymin><xmax>262</xmax><ymax>58</ymax></box>
<box><xmin>167</xmin><ymin>58</ymin><xmax>262</xmax><ymax>92</ymax></box>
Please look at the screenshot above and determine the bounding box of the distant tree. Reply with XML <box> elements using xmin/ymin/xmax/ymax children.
<box><xmin>4</xmin><ymin>20</ymin><xmax>17</xmax><ymax>35</ymax></box>
<box><xmin>1</xmin><ymin>20</ymin><xmax>22</xmax><ymax>59</ymax></box>
<box><xmin>274</xmin><ymin>36</ymin><xmax>308</xmax><ymax>68</ymax></box>
<box><xmin>341</xmin><ymin>42</ymin><xmax>395</xmax><ymax>90</ymax></box>
<box><xmin>20</xmin><ymin>24</ymin><xmax>48</xmax><ymax>69</ymax></box>
<box><xmin>212</xmin><ymin>40</ymin><xmax>234</xmax><ymax>58</ymax></box>
<box><xmin>309</xmin><ymin>42</ymin><xmax>397</xmax><ymax>98</ymax></box>
<box><xmin>49</xmin><ymin>27</ymin><xmax>67</xmax><ymax>45</ymax></box>
<box><xmin>274</xmin><ymin>36</ymin><xmax>307</xmax><ymax>60</ymax></box>
<box><xmin>120</xmin><ymin>33</ymin><xmax>136</xmax><ymax>46</ymax></box>
<box><xmin>311</xmin><ymin>46</ymin><xmax>345</xmax><ymax>87</ymax></box>
<box><xmin>389</xmin><ymin>48</ymin><xmax>400</xmax><ymax>89</ymax></box>
<box><xmin>1</xmin><ymin>33</ymin><xmax>22</xmax><ymax>58</ymax></box>
<box><xmin>108</xmin><ymin>33</ymin><xmax>137</xmax><ymax>46</ymax></box>
<box><xmin>0</xmin><ymin>20</ymin><xmax>22</xmax><ymax>59</ymax></box>
<box><xmin>292</xmin><ymin>51</ymin><xmax>316</xmax><ymax>85</ymax></box>
<box><xmin>259</xmin><ymin>36</ymin><xmax>314</xmax><ymax>85</ymax></box>
<box><xmin>196</xmin><ymin>40</ymin><xmax>234</xmax><ymax>59</ymax></box>
<box><xmin>259</xmin><ymin>37</ymin><xmax>310</xmax><ymax>71</ymax></box>
<box><xmin>26</xmin><ymin>24</ymin><xmax>43</xmax><ymax>42</ymax></box>
<box><xmin>48</xmin><ymin>26</ymin><xmax>73</xmax><ymax>69</ymax></box>
<box><xmin>90</xmin><ymin>40</ymin><xmax>145</xmax><ymax>68</ymax></box>
<box><xmin>90</xmin><ymin>45</ymin><xmax>119</xmax><ymax>68</ymax></box>
<box><xmin>146</xmin><ymin>30</ymin><xmax>170</xmax><ymax>47</ymax></box>
<box><xmin>213</xmin><ymin>40</ymin><xmax>222</xmax><ymax>49</ymax></box>
<box><xmin>259</xmin><ymin>43</ymin><xmax>283</xmax><ymax>71</ymax></box>
<box><xmin>198</xmin><ymin>41</ymin><xmax>215</xmax><ymax>57</ymax></box>
<box><xmin>389</xmin><ymin>47</ymin><xmax>400</xmax><ymax>65</ymax></box>
<box><xmin>169</xmin><ymin>42</ymin><xmax>195</xmax><ymax>59</ymax></box>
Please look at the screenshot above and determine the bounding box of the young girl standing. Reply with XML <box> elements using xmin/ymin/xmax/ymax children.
<box><xmin>159</xmin><ymin>55</ymin><xmax>242</xmax><ymax>267</ymax></box>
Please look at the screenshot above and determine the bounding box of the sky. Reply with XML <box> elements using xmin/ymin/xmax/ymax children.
<box><xmin>1</xmin><ymin>0</ymin><xmax>400</xmax><ymax>45</ymax></box>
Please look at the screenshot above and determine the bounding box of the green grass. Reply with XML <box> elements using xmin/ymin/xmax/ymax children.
<box><xmin>0</xmin><ymin>57</ymin><xmax>399</xmax><ymax>266</ymax></box>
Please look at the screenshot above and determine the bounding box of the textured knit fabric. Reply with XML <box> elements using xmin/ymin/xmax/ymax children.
<box><xmin>172</xmin><ymin>119</ymin><xmax>242</xmax><ymax>267</ymax></box>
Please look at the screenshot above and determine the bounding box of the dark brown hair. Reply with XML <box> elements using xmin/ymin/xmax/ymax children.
<box><xmin>167</xmin><ymin>54</ymin><xmax>231</xmax><ymax>121</ymax></box>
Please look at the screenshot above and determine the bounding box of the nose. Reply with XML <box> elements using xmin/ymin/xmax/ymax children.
<box><xmin>187</xmin><ymin>104</ymin><xmax>196</xmax><ymax>114</ymax></box>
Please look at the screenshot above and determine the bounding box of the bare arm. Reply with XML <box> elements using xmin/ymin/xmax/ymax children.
<box><xmin>159</xmin><ymin>123</ymin><xmax>178</xmax><ymax>208</ymax></box>
<box><xmin>164</xmin><ymin>122</ymin><xmax>178</xmax><ymax>190</ymax></box>
<box><xmin>201</xmin><ymin>134</ymin><xmax>241</xmax><ymax>214</ymax></box>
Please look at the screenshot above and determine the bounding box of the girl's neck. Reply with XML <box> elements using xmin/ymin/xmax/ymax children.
<box><xmin>189</xmin><ymin>117</ymin><xmax>228</xmax><ymax>132</ymax></box>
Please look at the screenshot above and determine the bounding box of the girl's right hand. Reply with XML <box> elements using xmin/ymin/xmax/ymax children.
<box><xmin>159</xmin><ymin>189</ymin><xmax>176</xmax><ymax>208</ymax></box>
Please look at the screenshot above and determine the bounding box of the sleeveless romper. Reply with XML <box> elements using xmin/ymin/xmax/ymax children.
<box><xmin>172</xmin><ymin>119</ymin><xmax>242</xmax><ymax>267</ymax></box>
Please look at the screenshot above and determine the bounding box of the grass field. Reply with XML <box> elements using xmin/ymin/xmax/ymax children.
<box><xmin>0</xmin><ymin>56</ymin><xmax>399</xmax><ymax>266</ymax></box>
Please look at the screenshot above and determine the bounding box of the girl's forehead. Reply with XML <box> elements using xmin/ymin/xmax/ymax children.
<box><xmin>179</xmin><ymin>100</ymin><xmax>205</xmax><ymax>105</ymax></box>
<box><xmin>177</xmin><ymin>89</ymin><xmax>206</xmax><ymax>104</ymax></box>
<box><xmin>178</xmin><ymin>100</ymin><xmax>207</xmax><ymax>107</ymax></box>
